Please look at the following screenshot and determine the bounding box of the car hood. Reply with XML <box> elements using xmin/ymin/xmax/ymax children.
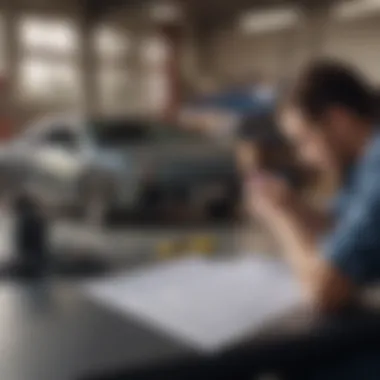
<box><xmin>106</xmin><ymin>141</ymin><xmax>236</xmax><ymax>181</ymax></box>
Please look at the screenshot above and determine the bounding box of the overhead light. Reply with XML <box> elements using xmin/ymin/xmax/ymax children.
<box><xmin>239</xmin><ymin>8</ymin><xmax>299</xmax><ymax>34</ymax></box>
<box><xmin>332</xmin><ymin>0</ymin><xmax>380</xmax><ymax>20</ymax></box>
<box><xmin>150</xmin><ymin>1</ymin><xmax>182</xmax><ymax>23</ymax></box>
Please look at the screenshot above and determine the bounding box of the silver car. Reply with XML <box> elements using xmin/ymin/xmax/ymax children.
<box><xmin>0</xmin><ymin>115</ymin><xmax>238</xmax><ymax>224</ymax></box>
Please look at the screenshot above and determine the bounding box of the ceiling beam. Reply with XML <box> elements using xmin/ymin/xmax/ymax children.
<box><xmin>81</xmin><ymin>0</ymin><xmax>145</xmax><ymax>22</ymax></box>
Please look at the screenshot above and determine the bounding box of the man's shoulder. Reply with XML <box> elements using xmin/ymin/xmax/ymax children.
<box><xmin>349</xmin><ymin>133</ymin><xmax>380</xmax><ymax>202</ymax></box>
<box><xmin>360</xmin><ymin>131</ymin><xmax>380</xmax><ymax>176</ymax></box>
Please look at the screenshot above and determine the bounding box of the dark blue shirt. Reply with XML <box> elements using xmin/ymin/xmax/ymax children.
<box><xmin>324</xmin><ymin>130</ymin><xmax>380</xmax><ymax>284</ymax></box>
<box><xmin>312</xmin><ymin>130</ymin><xmax>380</xmax><ymax>380</ymax></box>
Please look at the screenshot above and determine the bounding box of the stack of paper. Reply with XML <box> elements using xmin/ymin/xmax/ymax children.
<box><xmin>83</xmin><ymin>256</ymin><xmax>301</xmax><ymax>353</ymax></box>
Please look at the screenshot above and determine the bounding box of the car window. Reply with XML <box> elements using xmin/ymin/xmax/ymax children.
<box><xmin>39</xmin><ymin>126</ymin><xmax>78</xmax><ymax>150</ymax></box>
<box><xmin>148</xmin><ymin>125</ymin><xmax>204</xmax><ymax>141</ymax></box>
<box><xmin>89</xmin><ymin>119</ymin><xmax>203</xmax><ymax>147</ymax></box>
<box><xmin>89</xmin><ymin>120</ymin><xmax>149</xmax><ymax>147</ymax></box>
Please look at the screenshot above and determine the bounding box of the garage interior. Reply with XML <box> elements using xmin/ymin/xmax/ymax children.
<box><xmin>0</xmin><ymin>0</ymin><xmax>377</xmax><ymax>130</ymax></box>
<box><xmin>0</xmin><ymin>0</ymin><xmax>377</xmax><ymax>275</ymax></box>
<box><xmin>0</xmin><ymin>1</ymin><xmax>377</xmax><ymax>252</ymax></box>
<box><xmin>0</xmin><ymin>1</ymin><xmax>378</xmax><ymax>380</ymax></box>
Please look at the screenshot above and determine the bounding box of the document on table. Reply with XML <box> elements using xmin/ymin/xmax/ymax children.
<box><xmin>83</xmin><ymin>255</ymin><xmax>302</xmax><ymax>353</ymax></box>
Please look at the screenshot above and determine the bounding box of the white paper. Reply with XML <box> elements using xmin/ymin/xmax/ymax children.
<box><xmin>83</xmin><ymin>255</ymin><xmax>302</xmax><ymax>353</ymax></box>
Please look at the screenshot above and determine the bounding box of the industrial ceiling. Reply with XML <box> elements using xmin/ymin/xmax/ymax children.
<box><xmin>83</xmin><ymin>0</ymin><xmax>346</xmax><ymax>24</ymax></box>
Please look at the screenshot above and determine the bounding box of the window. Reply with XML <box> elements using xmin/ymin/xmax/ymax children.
<box><xmin>19</xmin><ymin>58</ymin><xmax>80</xmax><ymax>103</ymax></box>
<box><xmin>141</xmin><ymin>35</ymin><xmax>169</xmax><ymax>66</ymax></box>
<box><xmin>0</xmin><ymin>15</ymin><xmax>6</xmax><ymax>75</ymax></box>
<box><xmin>97</xmin><ymin>68</ymin><xmax>130</xmax><ymax>112</ymax></box>
<box><xmin>95</xmin><ymin>25</ymin><xmax>131</xmax><ymax>113</ymax></box>
<box><xmin>94</xmin><ymin>26</ymin><xmax>130</xmax><ymax>59</ymax></box>
<box><xmin>98</xmin><ymin>69</ymin><xmax>130</xmax><ymax>98</ymax></box>
<box><xmin>19</xmin><ymin>16</ymin><xmax>78</xmax><ymax>53</ymax></box>
<box><xmin>17</xmin><ymin>16</ymin><xmax>80</xmax><ymax>105</ymax></box>
<box><xmin>141</xmin><ymin>35</ymin><xmax>170</xmax><ymax>114</ymax></box>
<box><xmin>144</xmin><ymin>72</ymin><xmax>169</xmax><ymax>114</ymax></box>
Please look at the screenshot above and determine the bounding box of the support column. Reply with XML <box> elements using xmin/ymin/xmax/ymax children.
<box><xmin>126</xmin><ymin>31</ymin><xmax>144</xmax><ymax>116</ymax></box>
<box><xmin>78</xmin><ymin>14</ymin><xmax>98</xmax><ymax>116</ymax></box>
<box><xmin>3</xmin><ymin>1</ymin><xmax>19</xmax><ymax>135</ymax></box>
<box><xmin>160</xmin><ymin>23</ymin><xmax>183</xmax><ymax>121</ymax></box>
<box><xmin>192</xmin><ymin>23</ymin><xmax>216</xmax><ymax>84</ymax></box>
<box><xmin>180</xmin><ymin>23</ymin><xmax>201</xmax><ymax>96</ymax></box>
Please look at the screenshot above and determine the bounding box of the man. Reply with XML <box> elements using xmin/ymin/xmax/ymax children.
<box><xmin>247</xmin><ymin>61</ymin><xmax>380</xmax><ymax>378</ymax></box>
<box><xmin>236</xmin><ymin>112</ymin><xmax>307</xmax><ymax>188</ymax></box>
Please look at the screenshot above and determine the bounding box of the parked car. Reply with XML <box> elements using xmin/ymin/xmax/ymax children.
<box><xmin>0</xmin><ymin>115</ymin><xmax>238</xmax><ymax>224</ymax></box>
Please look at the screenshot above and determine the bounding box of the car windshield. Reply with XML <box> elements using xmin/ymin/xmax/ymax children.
<box><xmin>88</xmin><ymin>119</ymin><xmax>203</xmax><ymax>147</ymax></box>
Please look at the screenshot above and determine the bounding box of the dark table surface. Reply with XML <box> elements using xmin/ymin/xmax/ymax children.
<box><xmin>2</xmin><ymin>280</ymin><xmax>380</xmax><ymax>380</ymax></box>
<box><xmin>0</xmin><ymin>281</ymin><xmax>195</xmax><ymax>380</ymax></box>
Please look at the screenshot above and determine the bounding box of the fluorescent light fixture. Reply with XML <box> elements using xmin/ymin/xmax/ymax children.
<box><xmin>239</xmin><ymin>8</ymin><xmax>299</xmax><ymax>34</ymax></box>
<box><xmin>332</xmin><ymin>0</ymin><xmax>380</xmax><ymax>20</ymax></box>
<box><xmin>151</xmin><ymin>1</ymin><xmax>182</xmax><ymax>22</ymax></box>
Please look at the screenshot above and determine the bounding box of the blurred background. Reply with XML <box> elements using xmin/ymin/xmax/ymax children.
<box><xmin>0</xmin><ymin>0</ymin><xmax>377</xmax><ymax>263</ymax></box>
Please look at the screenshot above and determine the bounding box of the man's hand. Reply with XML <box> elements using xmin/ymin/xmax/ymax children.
<box><xmin>245</xmin><ymin>172</ymin><xmax>294</xmax><ymax>223</ymax></box>
<box><xmin>245</xmin><ymin>171</ymin><xmax>331</xmax><ymax>236</ymax></box>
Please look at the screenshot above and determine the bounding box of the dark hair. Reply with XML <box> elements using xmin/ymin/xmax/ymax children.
<box><xmin>237</xmin><ymin>112</ymin><xmax>286</xmax><ymax>148</ymax></box>
<box><xmin>237</xmin><ymin>112</ymin><xmax>294</xmax><ymax>167</ymax></box>
<box><xmin>285</xmin><ymin>60</ymin><xmax>376</xmax><ymax>122</ymax></box>
<box><xmin>236</xmin><ymin>112</ymin><xmax>312</xmax><ymax>188</ymax></box>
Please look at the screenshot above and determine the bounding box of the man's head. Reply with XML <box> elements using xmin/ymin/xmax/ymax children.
<box><xmin>279</xmin><ymin>60</ymin><xmax>376</xmax><ymax>171</ymax></box>
<box><xmin>236</xmin><ymin>113</ymin><xmax>289</xmax><ymax>175</ymax></box>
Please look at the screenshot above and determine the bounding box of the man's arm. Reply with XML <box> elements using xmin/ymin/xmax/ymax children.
<box><xmin>246</xmin><ymin>173</ymin><xmax>376</xmax><ymax>312</ymax></box>
<box><xmin>268</xmin><ymin>207</ymin><xmax>354</xmax><ymax>311</ymax></box>
<box><xmin>286</xmin><ymin>196</ymin><xmax>333</xmax><ymax>237</ymax></box>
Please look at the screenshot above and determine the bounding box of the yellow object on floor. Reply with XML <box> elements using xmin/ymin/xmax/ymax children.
<box><xmin>156</xmin><ymin>235</ymin><xmax>217</xmax><ymax>260</ymax></box>
<box><xmin>190</xmin><ymin>236</ymin><xmax>217</xmax><ymax>255</ymax></box>
<box><xmin>156</xmin><ymin>240</ymin><xmax>178</xmax><ymax>260</ymax></box>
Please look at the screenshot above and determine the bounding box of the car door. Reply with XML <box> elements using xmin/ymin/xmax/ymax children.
<box><xmin>29</xmin><ymin>123</ymin><xmax>86</xmax><ymax>207</ymax></box>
